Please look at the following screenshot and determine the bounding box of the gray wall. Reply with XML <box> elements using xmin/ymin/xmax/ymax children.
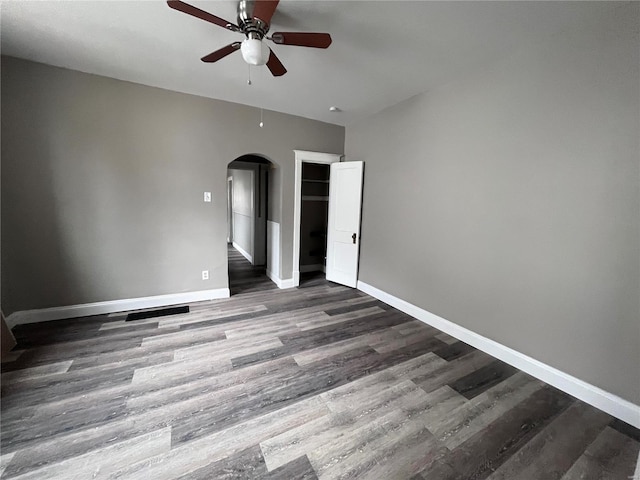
<box><xmin>1</xmin><ymin>56</ymin><xmax>344</xmax><ymax>315</ymax></box>
<box><xmin>346</xmin><ymin>4</ymin><xmax>639</xmax><ymax>404</ymax></box>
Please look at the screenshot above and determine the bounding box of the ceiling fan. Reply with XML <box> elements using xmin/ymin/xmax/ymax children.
<box><xmin>167</xmin><ymin>0</ymin><xmax>332</xmax><ymax>77</ymax></box>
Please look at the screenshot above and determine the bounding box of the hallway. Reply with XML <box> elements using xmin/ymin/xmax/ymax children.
<box><xmin>227</xmin><ymin>244</ymin><xmax>277</xmax><ymax>296</ymax></box>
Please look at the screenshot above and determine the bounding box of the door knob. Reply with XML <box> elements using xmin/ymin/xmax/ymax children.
<box><xmin>352</xmin><ymin>233</ymin><xmax>357</xmax><ymax>244</ymax></box>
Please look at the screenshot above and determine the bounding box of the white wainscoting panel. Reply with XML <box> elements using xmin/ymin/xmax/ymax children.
<box><xmin>267</xmin><ymin>221</ymin><xmax>280</xmax><ymax>280</ymax></box>
<box><xmin>266</xmin><ymin>221</ymin><xmax>295</xmax><ymax>289</ymax></box>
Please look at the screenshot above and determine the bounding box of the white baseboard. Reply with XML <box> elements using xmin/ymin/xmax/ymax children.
<box><xmin>300</xmin><ymin>264</ymin><xmax>326</xmax><ymax>273</ymax></box>
<box><xmin>232</xmin><ymin>242</ymin><xmax>252</xmax><ymax>263</ymax></box>
<box><xmin>6</xmin><ymin>288</ymin><xmax>230</xmax><ymax>328</ymax></box>
<box><xmin>357</xmin><ymin>280</ymin><xmax>640</xmax><ymax>429</ymax></box>
<box><xmin>266</xmin><ymin>269</ymin><xmax>280</xmax><ymax>287</ymax></box>
<box><xmin>266</xmin><ymin>269</ymin><xmax>295</xmax><ymax>289</ymax></box>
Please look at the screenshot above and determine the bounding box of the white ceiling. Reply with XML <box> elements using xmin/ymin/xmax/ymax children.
<box><xmin>0</xmin><ymin>1</ymin><xmax>620</xmax><ymax>126</ymax></box>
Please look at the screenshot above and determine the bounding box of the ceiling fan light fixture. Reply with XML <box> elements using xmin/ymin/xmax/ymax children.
<box><xmin>167</xmin><ymin>1</ymin><xmax>332</xmax><ymax>77</ymax></box>
<box><xmin>241</xmin><ymin>38</ymin><xmax>270</xmax><ymax>66</ymax></box>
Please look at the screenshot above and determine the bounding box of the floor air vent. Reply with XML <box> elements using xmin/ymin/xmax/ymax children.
<box><xmin>125</xmin><ymin>305</ymin><xmax>189</xmax><ymax>321</ymax></box>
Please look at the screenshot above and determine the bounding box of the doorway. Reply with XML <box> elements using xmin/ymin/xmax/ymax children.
<box><xmin>227</xmin><ymin>155</ymin><xmax>276</xmax><ymax>295</ymax></box>
<box><xmin>299</xmin><ymin>163</ymin><xmax>330</xmax><ymax>286</ymax></box>
<box><xmin>292</xmin><ymin>150</ymin><xmax>342</xmax><ymax>287</ymax></box>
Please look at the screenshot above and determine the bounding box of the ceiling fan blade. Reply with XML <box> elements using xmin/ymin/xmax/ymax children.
<box><xmin>266</xmin><ymin>49</ymin><xmax>287</xmax><ymax>77</ymax></box>
<box><xmin>270</xmin><ymin>32</ymin><xmax>332</xmax><ymax>48</ymax></box>
<box><xmin>201</xmin><ymin>42</ymin><xmax>241</xmax><ymax>63</ymax></box>
<box><xmin>252</xmin><ymin>0</ymin><xmax>280</xmax><ymax>25</ymax></box>
<box><xmin>167</xmin><ymin>1</ymin><xmax>239</xmax><ymax>31</ymax></box>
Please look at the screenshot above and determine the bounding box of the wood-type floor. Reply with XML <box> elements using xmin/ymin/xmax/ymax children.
<box><xmin>1</xmin><ymin>246</ymin><xmax>638</xmax><ymax>479</ymax></box>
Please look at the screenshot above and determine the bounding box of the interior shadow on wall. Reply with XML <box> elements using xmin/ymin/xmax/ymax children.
<box><xmin>227</xmin><ymin>155</ymin><xmax>277</xmax><ymax>295</ymax></box>
<box><xmin>2</xmin><ymin>137</ymin><xmax>93</xmax><ymax>315</ymax></box>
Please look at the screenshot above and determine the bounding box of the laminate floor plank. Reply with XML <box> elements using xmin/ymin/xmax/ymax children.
<box><xmin>561</xmin><ymin>426</ymin><xmax>640</xmax><ymax>480</ymax></box>
<box><xmin>431</xmin><ymin>372</ymin><xmax>545</xmax><ymax>450</ymax></box>
<box><xmin>0</xmin><ymin>453</ymin><xmax>16</xmax><ymax>478</ymax></box>
<box><xmin>392</xmin><ymin>319</ymin><xmax>432</xmax><ymax>336</ymax></box>
<box><xmin>1</xmin><ymin>396</ymin><xmax>128</xmax><ymax>453</ymax></box>
<box><xmin>296</xmin><ymin>305</ymin><xmax>386</xmax><ymax>331</ymax></box>
<box><xmin>323</xmin><ymin>300</ymin><xmax>382</xmax><ymax>316</ymax></box>
<box><xmin>107</xmin><ymin>396</ymin><xmax>328</xmax><ymax>480</ymax></box>
<box><xmin>171</xmin><ymin>335</ymin><xmax>283</xmax><ymax>363</ymax></box>
<box><xmin>174</xmin><ymin>291</ymin><xmax>367</xmax><ymax>332</ymax></box>
<box><xmin>230</xmin><ymin>310</ymin><xmax>412</xmax><ymax>369</ymax></box>
<box><xmin>371</xmin><ymin>327</ymin><xmax>441</xmax><ymax>354</ymax></box>
<box><xmin>486</xmin><ymin>401</ymin><xmax>613</xmax><ymax>480</ymax></box>
<box><xmin>140</xmin><ymin>327</ymin><xmax>226</xmax><ymax>347</ymax></box>
<box><xmin>6</xmin><ymin>427</ymin><xmax>171</xmax><ymax>480</ymax></box>
<box><xmin>385</xmin><ymin>351</ymin><xmax>448</xmax><ymax>379</ymax></box>
<box><xmin>18</xmin><ymin>320</ymin><xmax>162</xmax><ymax>346</ymax></box>
<box><xmin>420</xmin><ymin>384</ymin><xmax>575</xmax><ymax>480</ymax></box>
<box><xmin>1</xmin><ymin>360</ymin><xmax>73</xmax><ymax>384</ymax></box>
<box><xmin>263</xmin><ymin>455</ymin><xmax>318</xmax><ymax>480</ymax></box>
<box><xmin>412</xmin><ymin>349</ymin><xmax>496</xmax><ymax>393</ymax></box>
<box><xmin>432</xmin><ymin>340</ymin><xmax>477</xmax><ymax>361</ymax></box>
<box><xmin>3</xmin><ymin>351</ymin><xmax>172</xmax><ymax>399</ymax></box>
<box><xmin>435</xmin><ymin>332</ymin><xmax>459</xmax><ymax>345</ymax></box>
<box><xmin>261</xmin><ymin>379</ymin><xmax>426</xmax><ymax>471</ymax></box>
<box><xmin>66</xmin><ymin>344</ymin><xmax>177</xmax><ymax>370</ymax></box>
<box><xmin>157</xmin><ymin>304</ymin><xmax>269</xmax><ymax>329</ymax></box>
<box><xmin>1</xmin><ymin>367</ymin><xmax>135</xmax><ymax>410</ymax></box>
<box><xmin>173</xmin><ymin>445</ymin><xmax>269</xmax><ymax>480</ymax></box>
<box><xmin>309</xmin><ymin>388</ymin><xmax>456</xmax><ymax>480</ymax></box>
<box><xmin>0</xmin><ymin>350</ymin><xmax>24</xmax><ymax>365</ymax></box>
<box><xmin>127</xmin><ymin>356</ymin><xmax>300</xmax><ymax>411</ymax></box>
<box><xmin>448</xmin><ymin>358</ymin><xmax>518</xmax><ymax>399</ymax></box>
<box><xmin>610</xmin><ymin>418</ymin><xmax>640</xmax><ymax>442</ymax></box>
<box><xmin>292</xmin><ymin>326</ymin><xmax>401</xmax><ymax>366</ymax></box>
<box><xmin>3</xmin><ymin>337</ymin><xmax>144</xmax><ymax>370</ymax></box>
<box><xmin>1</xmin><ymin>246</ymin><xmax>636</xmax><ymax>479</ymax></box>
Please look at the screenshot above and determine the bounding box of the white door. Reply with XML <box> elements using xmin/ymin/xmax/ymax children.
<box><xmin>326</xmin><ymin>161</ymin><xmax>364</xmax><ymax>288</ymax></box>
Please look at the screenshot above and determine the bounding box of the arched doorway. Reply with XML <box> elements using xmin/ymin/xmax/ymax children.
<box><xmin>227</xmin><ymin>155</ymin><xmax>276</xmax><ymax>295</ymax></box>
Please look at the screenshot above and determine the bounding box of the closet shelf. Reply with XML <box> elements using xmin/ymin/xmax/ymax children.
<box><xmin>302</xmin><ymin>179</ymin><xmax>329</xmax><ymax>184</ymax></box>
<box><xmin>302</xmin><ymin>195</ymin><xmax>329</xmax><ymax>201</ymax></box>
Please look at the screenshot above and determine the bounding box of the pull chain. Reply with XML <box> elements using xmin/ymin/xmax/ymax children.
<box><xmin>259</xmin><ymin>108</ymin><xmax>264</xmax><ymax>128</ymax></box>
<box><xmin>247</xmin><ymin>64</ymin><xmax>252</xmax><ymax>85</ymax></box>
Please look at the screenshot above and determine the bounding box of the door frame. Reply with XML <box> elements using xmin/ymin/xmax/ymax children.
<box><xmin>292</xmin><ymin>150</ymin><xmax>342</xmax><ymax>287</ymax></box>
<box><xmin>226</xmin><ymin>176</ymin><xmax>233</xmax><ymax>244</ymax></box>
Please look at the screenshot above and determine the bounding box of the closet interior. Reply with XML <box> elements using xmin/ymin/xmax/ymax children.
<box><xmin>299</xmin><ymin>163</ymin><xmax>330</xmax><ymax>274</ymax></box>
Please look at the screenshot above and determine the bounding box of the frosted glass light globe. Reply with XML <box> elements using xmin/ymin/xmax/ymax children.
<box><xmin>241</xmin><ymin>39</ymin><xmax>270</xmax><ymax>66</ymax></box>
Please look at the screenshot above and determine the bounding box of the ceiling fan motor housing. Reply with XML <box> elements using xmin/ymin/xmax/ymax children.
<box><xmin>237</xmin><ymin>0</ymin><xmax>270</xmax><ymax>39</ymax></box>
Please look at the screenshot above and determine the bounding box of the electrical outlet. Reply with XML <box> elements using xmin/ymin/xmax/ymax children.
<box><xmin>204</xmin><ymin>192</ymin><xmax>212</xmax><ymax>203</ymax></box>
<box><xmin>202</xmin><ymin>270</ymin><xmax>209</xmax><ymax>280</ymax></box>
